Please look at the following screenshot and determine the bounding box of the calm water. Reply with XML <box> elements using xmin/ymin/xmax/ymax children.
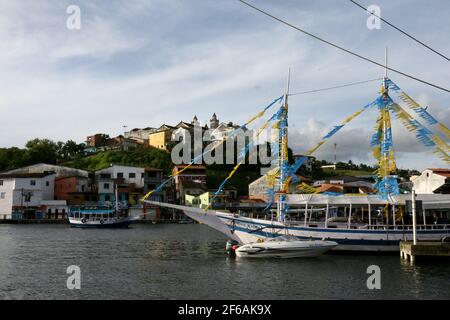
<box><xmin>0</xmin><ymin>224</ymin><xmax>448</xmax><ymax>300</ymax></box>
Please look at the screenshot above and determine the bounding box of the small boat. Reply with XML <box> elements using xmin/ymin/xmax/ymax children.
<box><xmin>68</xmin><ymin>206</ymin><xmax>138</xmax><ymax>228</ymax></box>
<box><xmin>234</xmin><ymin>235</ymin><xmax>338</xmax><ymax>258</ymax></box>
<box><xmin>68</xmin><ymin>185</ymin><xmax>139</xmax><ymax>228</ymax></box>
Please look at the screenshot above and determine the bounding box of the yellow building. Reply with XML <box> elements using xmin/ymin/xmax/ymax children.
<box><xmin>148</xmin><ymin>124</ymin><xmax>175</xmax><ymax>151</ymax></box>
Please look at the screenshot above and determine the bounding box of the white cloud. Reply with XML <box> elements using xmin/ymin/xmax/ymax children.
<box><xmin>0</xmin><ymin>0</ymin><xmax>448</xmax><ymax>171</ymax></box>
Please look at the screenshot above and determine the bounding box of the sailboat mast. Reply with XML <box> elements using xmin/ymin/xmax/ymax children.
<box><xmin>115</xmin><ymin>183</ymin><xmax>119</xmax><ymax>213</ymax></box>
<box><xmin>278</xmin><ymin>69</ymin><xmax>290</xmax><ymax>223</ymax></box>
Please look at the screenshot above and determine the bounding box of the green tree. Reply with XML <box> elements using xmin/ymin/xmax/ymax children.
<box><xmin>25</xmin><ymin>138</ymin><xmax>59</xmax><ymax>164</ymax></box>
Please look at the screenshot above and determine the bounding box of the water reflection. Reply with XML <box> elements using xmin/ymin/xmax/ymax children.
<box><xmin>0</xmin><ymin>224</ymin><xmax>448</xmax><ymax>299</ymax></box>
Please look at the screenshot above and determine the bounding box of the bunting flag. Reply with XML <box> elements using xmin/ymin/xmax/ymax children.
<box><xmin>141</xmin><ymin>95</ymin><xmax>284</xmax><ymax>202</ymax></box>
<box><xmin>390</xmin><ymin>103</ymin><xmax>450</xmax><ymax>164</ymax></box>
<box><xmin>297</xmin><ymin>182</ymin><xmax>320</xmax><ymax>194</ymax></box>
<box><xmin>370</xmin><ymin>84</ymin><xmax>399</xmax><ymax>200</ymax></box>
<box><xmin>387</xmin><ymin>79</ymin><xmax>450</xmax><ymax>139</ymax></box>
<box><xmin>305</xmin><ymin>99</ymin><xmax>377</xmax><ymax>156</ymax></box>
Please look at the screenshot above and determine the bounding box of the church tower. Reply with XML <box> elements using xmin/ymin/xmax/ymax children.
<box><xmin>210</xmin><ymin>113</ymin><xmax>219</xmax><ymax>129</ymax></box>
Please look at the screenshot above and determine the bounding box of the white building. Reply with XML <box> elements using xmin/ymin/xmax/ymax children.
<box><xmin>95</xmin><ymin>164</ymin><xmax>145</xmax><ymax>188</ymax></box>
<box><xmin>0</xmin><ymin>172</ymin><xmax>56</xmax><ymax>219</ymax></box>
<box><xmin>410</xmin><ymin>168</ymin><xmax>450</xmax><ymax>194</ymax></box>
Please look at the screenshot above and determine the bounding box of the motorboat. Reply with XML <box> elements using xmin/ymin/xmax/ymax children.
<box><xmin>234</xmin><ymin>235</ymin><xmax>338</xmax><ymax>258</ymax></box>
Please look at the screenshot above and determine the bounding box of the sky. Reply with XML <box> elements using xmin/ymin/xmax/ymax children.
<box><xmin>0</xmin><ymin>0</ymin><xmax>448</xmax><ymax>171</ymax></box>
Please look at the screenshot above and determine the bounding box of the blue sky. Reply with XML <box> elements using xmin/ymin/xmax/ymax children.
<box><xmin>0</xmin><ymin>0</ymin><xmax>448</xmax><ymax>170</ymax></box>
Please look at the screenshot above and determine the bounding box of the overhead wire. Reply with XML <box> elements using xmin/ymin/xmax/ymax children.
<box><xmin>349</xmin><ymin>0</ymin><xmax>450</xmax><ymax>62</ymax></box>
<box><xmin>237</xmin><ymin>0</ymin><xmax>450</xmax><ymax>93</ymax></box>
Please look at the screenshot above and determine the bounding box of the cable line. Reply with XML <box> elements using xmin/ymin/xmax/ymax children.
<box><xmin>289</xmin><ymin>78</ymin><xmax>382</xmax><ymax>96</ymax></box>
<box><xmin>349</xmin><ymin>0</ymin><xmax>450</xmax><ymax>62</ymax></box>
<box><xmin>237</xmin><ymin>0</ymin><xmax>450</xmax><ymax>93</ymax></box>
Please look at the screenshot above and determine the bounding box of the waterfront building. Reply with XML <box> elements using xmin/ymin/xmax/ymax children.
<box><xmin>40</xmin><ymin>200</ymin><xmax>69</xmax><ymax>219</ymax></box>
<box><xmin>172</xmin><ymin>164</ymin><xmax>207</xmax><ymax>204</ymax></box>
<box><xmin>410</xmin><ymin>168</ymin><xmax>450</xmax><ymax>194</ymax></box>
<box><xmin>95</xmin><ymin>164</ymin><xmax>145</xmax><ymax>205</ymax></box>
<box><xmin>54</xmin><ymin>175</ymin><xmax>97</xmax><ymax>205</ymax></box>
<box><xmin>179</xmin><ymin>180</ymin><xmax>206</xmax><ymax>205</ymax></box>
<box><xmin>185</xmin><ymin>188</ymin><xmax>238</xmax><ymax>209</ymax></box>
<box><xmin>0</xmin><ymin>172</ymin><xmax>56</xmax><ymax>219</ymax></box>
<box><xmin>143</xmin><ymin>167</ymin><xmax>166</xmax><ymax>201</ymax></box>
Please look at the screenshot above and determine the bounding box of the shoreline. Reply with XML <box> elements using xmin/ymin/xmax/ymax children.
<box><xmin>0</xmin><ymin>219</ymin><xmax>194</xmax><ymax>225</ymax></box>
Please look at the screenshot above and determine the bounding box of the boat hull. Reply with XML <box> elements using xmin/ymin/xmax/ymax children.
<box><xmin>144</xmin><ymin>201</ymin><xmax>450</xmax><ymax>252</ymax></box>
<box><xmin>235</xmin><ymin>241</ymin><xmax>337</xmax><ymax>258</ymax></box>
<box><xmin>68</xmin><ymin>217</ymin><xmax>136</xmax><ymax>228</ymax></box>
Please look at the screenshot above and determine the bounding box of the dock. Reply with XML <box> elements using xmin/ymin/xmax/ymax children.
<box><xmin>400</xmin><ymin>241</ymin><xmax>450</xmax><ymax>262</ymax></box>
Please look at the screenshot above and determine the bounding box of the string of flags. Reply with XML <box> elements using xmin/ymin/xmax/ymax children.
<box><xmin>142</xmin><ymin>77</ymin><xmax>449</xmax><ymax>211</ymax></box>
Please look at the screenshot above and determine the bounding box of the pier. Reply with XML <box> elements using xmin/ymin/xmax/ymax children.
<box><xmin>400</xmin><ymin>241</ymin><xmax>450</xmax><ymax>262</ymax></box>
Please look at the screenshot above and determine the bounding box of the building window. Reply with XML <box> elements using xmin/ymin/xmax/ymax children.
<box><xmin>141</xmin><ymin>173</ymin><xmax>145</xmax><ymax>178</ymax></box>
<box><xmin>105</xmin><ymin>195</ymin><xmax>111</xmax><ymax>201</ymax></box>
<box><xmin>100</xmin><ymin>173</ymin><xmax>111</xmax><ymax>179</ymax></box>
<box><xmin>104</xmin><ymin>183</ymin><xmax>110</xmax><ymax>189</ymax></box>
<box><xmin>129</xmin><ymin>173</ymin><xmax>136</xmax><ymax>178</ymax></box>
<box><xmin>30</xmin><ymin>180</ymin><xmax>36</xmax><ymax>186</ymax></box>
<box><xmin>117</xmin><ymin>172</ymin><xmax>124</xmax><ymax>178</ymax></box>
<box><xmin>46</xmin><ymin>181</ymin><xmax>50</xmax><ymax>187</ymax></box>
<box><xmin>0</xmin><ymin>192</ymin><xmax>5</xmax><ymax>199</ymax></box>
<box><xmin>0</xmin><ymin>180</ymin><xmax>3</xmax><ymax>186</ymax></box>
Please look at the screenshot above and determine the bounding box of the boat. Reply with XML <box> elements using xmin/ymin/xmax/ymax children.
<box><xmin>144</xmin><ymin>68</ymin><xmax>450</xmax><ymax>252</ymax></box>
<box><xmin>67</xmin><ymin>206</ymin><xmax>138</xmax><ymax>228</ymax></box>
<box><xmin>234</xmin><ymin>235</ymin><xmax>337</xmax><ymax>258</ymax></box>
<box><xmin>68</xmin><ymin>185</ymin><xmax>138</xmax><ymax>228</ymax></box>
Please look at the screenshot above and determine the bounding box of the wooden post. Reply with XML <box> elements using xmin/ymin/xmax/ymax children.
<box><xmin>392</xmin><ymin>204</ymin><xmax>396</xmax><ymax>227</ymax></box>
<box><xmin>422</xmin><ymin>207</ymin><xmax>426</xmax><ymax>226</ymax></box>
<box><xmin>304</xmin><ymin>203</ymin><xmax>308</xmax><ymax>226</ymax></box>
<box><xmin>347</xmin><ymin>203</ymin><xmax>352</xmax><ymax>229</ymax></box>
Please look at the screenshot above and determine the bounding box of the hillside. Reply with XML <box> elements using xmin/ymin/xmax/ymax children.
<box><xmin>63</xmin><ymin>148</ymin><xmax>173</xmax><ymax>173</ymax></box>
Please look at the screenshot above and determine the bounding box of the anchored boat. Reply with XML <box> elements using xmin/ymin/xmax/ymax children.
<box><xmin>234</xmin><ymin>236</ymin><xmax>337</xmax><ymax>258</ymax></box>
<box><xmin>68</xmin><ymin>185</ymin><xmax>138</xmax><ymax>228</ymax></box>
<box><xmin>67</xmin><ymin>206</ymin><xmax>138</xmax><ymax>228</ymax></box>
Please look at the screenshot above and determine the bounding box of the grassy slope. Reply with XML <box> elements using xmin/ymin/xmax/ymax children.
<box><xmin>63</xmin><ymin>148</ymin><xmax>173</xmax><ymax>173</ymax></box>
